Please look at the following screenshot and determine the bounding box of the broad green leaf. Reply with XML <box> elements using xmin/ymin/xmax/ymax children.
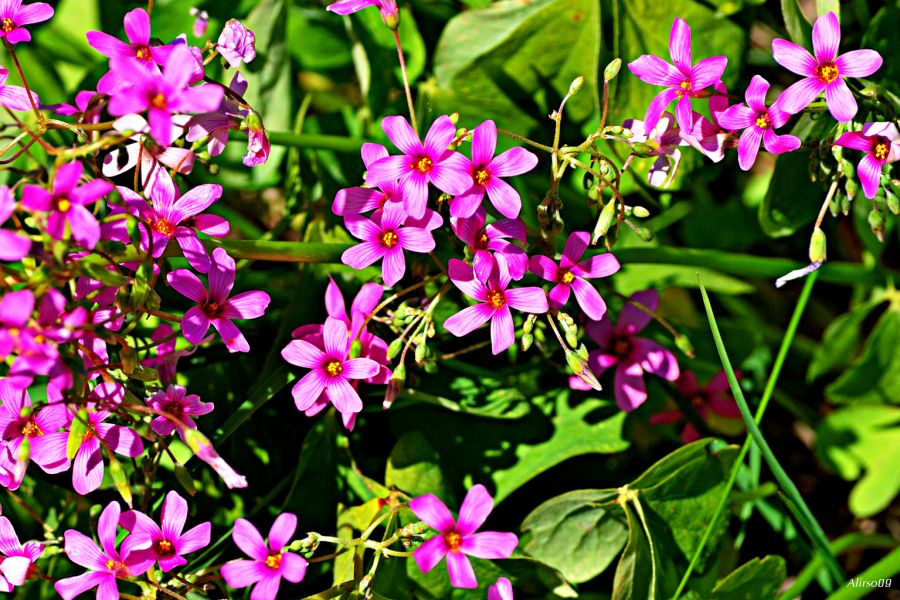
<box><xmin>397</xmin><ymin>387</ymin><xmax>532</xmax><ymax>420</ymax></box>
<box><xmin>288</xmin><ymin>7</ymin><xmax>354</xmax><ymax>71</ymax></box>
<box><xmin>825</xmin><ymin>306</ymin><xmax>900</xmax><ymax>404</ymax></box>
<box><xmin>807</xmin><ymin>298</ymin><xmax>887</xmax><ymax>381</ymax></box>
<box><xmin>708</xmin><ymin>555</ymin><xmax>786</xmax><ymax>599</ymax></box>
<box><xmin>430</xmin><ymin>0</ymin><xmax>600</xmax><ymax>133</ymax></box>
<box><xmin>630</xmin><ymin>439</ymin><xmax>714</xmax><ymax>489</ymax></box>
<box><xmin>780</xmin><ymin>0</ymin><xmax>813</xmax><ymax>48</ymax></box>
<box><xmin>385</xmin><ymin>431</ymin><xmax>448</xmax><ymax>499</ymax></box>
<box><xmin>862</xmin><ymin>5</ymin><xmax>900</xmax><ymax>103</ymax></box>
<box><xmin>491</xmin><ymin>392</ymin><xmax>629</xmax><ymax>502</ymax></box>
<box><xmin>521</xmin><ymin>489</ymin><xmax>627</xmax><ymax>583</ymax></box>
<box><xmin>816</xmin><ymin>405</ymin><xmax>900</xmax><ymax>518</ymax></box>
<box><xmin>612</xmin><ymin>501</ymin><xmax>658</xmax><ymax>600</ymax></box>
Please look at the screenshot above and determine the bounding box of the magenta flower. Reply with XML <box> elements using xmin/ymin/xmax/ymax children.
<box><xmin>772</xmin><ymin>11</ymin><xmax>882</xmax><ymax>122</ymax></box>
<box><xmin>577</xmin><ymin>289</ymin><xmax>679</xmax><ymax>412</ymax></box>
<box><xmin>108</xmin><ymin>44</ymin><xmax>223</xmax><ymax>146</ymax></box>
<box><xmin>55</xmin><ymin>501</ymin><xmax>155</xmax><ymax>600</ymax></box>
<box><xmin>148</xmin><ymin>384</ymin><xmax>214</xmax><ymax>440</ymax></box>
<box><xmin>217</xmin><ymin>19</ymin><xmax>256</xmax><ymax>68</ymax></box>
<box><xmin>186</xmin><ymin>72</ymin><xmax>248</xmax><ymax>158</ymax></box>
<box><xmin>86</xmin><ymin>8</ymin><xmax>172</xmax><ymax>66</ymax></box>
<box><xmin>117</xmin><ymin>169</ymin><xmax>226</xmax><ymax>272</ymax></box>
<box><xmin>220</xmin><ymin>513</ymin><xmax>308</xmax><ymax>600</ymax></box>
<box><xmin>0</xmin><ymin>185</ymin><xmax>30</xmax><ymax>260</ymax></box>
<box><xmin>182</xmin><ymin>428</ymin><xmax>247</xmax><ymax>489</ymax></box>
<box><xmin>281</xmin><ymin>316</ymin><xmax>380</xmax><ymax>415</ymax></box>
<box><xmin>409</xmin><ymin>484</ymin><xmax>518</xmax><ymax>589</ymax></box>
<box><xmin>0</xmin><ymin>516</ymin><xmax>43</xmax><ymax>592</ymax></box>
<box><xmin>121</xmin><ymin>490</ymin><xmax>211</xmax><ymax>572</ymax></box>
<box><xmin>529</xmin><ymin>231</ymin><xmax>620</xmax><ymax>320</ymax></box>
<box><xmin>332</xmin><ymin>143</ymin><xmax>403</xmax><ymax>217</ymax></box>
<box><xmin>451</xmin><ymin>206</ymin><xmax>527</xmax><ymax>282</ymax></box>
<box><xmin>243</xmin><ymin>112</ymin><xmax>270</xmax><ymax>167</ymax></box>
<box><xmin>190</xmin><ymin>8</ymin><xmax>208</xmax><ymax>37</ymax></box>
<box><xmin>166</xmin><ymin>247</ymin><xmax>271</xmax><ymax>353</ymax></box>
<box><xmin>445</xmin><ymin>255</ymin><xmax>549</xmax><ymax>355</ymax></box>
<box><xmin>834</xmin><ymin>122</ymin><xmax>900</xmax><ymax>199</ymax></box>
<box><xmin>0</xmin><ymin>380</ymin><xmax>69</xmax><ymax>489</ymax></box>
<box><xmin>684</xmin><ymin>80</ymin><xmax>737</xmax><ymax>163</ymax></box>
<box><xmin>0</xmin><ymin>66</ymin><xmax>36</xmax><ymax>111</ymax></box>
<box><xmin>21</xmin><ymin>162</ymin><xmax>113</xmax><ymax>249</ymax></box>
<box><xmin>452</xmin><ymin>120</ymin><xmax>538</xmax><ymax>219</ymax></box>
<box><xmin>327</xmin><ymin>0</ymin><xmax>398</xmax><ymax>25</ymax></box>
<box><xmin>489</xmin><ymin>578</ymin><xmax>514</xmax><ymax>600</ymax></box>
<box><xmin>718</xmin><ymin>75</ymin><xmax>801</xmax><ymax>171</ymax></box>
<box><xmin>627</xmin><ymin>17</ymin><xmax>727</xmax><ymax>133</ymax></box>
<box><xmin>0</xmin><ymin>0</ymin><xmax>53</xmax><ymax>44</ymax></box>
<box><xmin>342</xmin><ymin>201</ymin><xmax>442</xmax><ymax>287</ymax></box>
<box><xmin>650</xmin><ymin>370</ymin><xmax>742</xmax><ymax>443</ymax></box>
<box><xmin>622</xmin><ymin>112</ymin><xmax>685</xmax><ymax>187</ymax></box>
<box><xmin>366</xmin><ymin>115</ymin><xmax>472</xmax><ymax>219</ymax></box>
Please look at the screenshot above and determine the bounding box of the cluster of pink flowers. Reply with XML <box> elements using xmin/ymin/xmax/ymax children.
<box><xmin>624</xmin><ymin>13</ymin><xmax>894</xmax><ymax>200</ymax></box>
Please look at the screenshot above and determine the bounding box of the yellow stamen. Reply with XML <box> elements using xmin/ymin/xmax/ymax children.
<box><xmin>381</xmin><ymin>231</ymin><xmax>399</xmax><ymax>248</ymax></box>
<box><xmin>444</xmin><ymin>531</ymin><xmax>462</xmax><ymax>552</ymax></box>
<box><xmin>57</xmin><ymin>198</ymin><xmax>71</xmax><ymax>212</ymax></box>
<box><xmin>488</xmin><ymin>289</ymin><xmax>505</xmax><ymax>309</ymax></box>
<box><xmin>154</xmin><ymin>219</ymin><xmax>175</xmax><ymax>236</ymax></box>
<box><xmin>679</xmin><ymin>81</ymin><xmax>692</xmax><ymax>92</ymax></box>
<box><xmin>412</xmin><ymin>156</ymin><xmax>432</xmax><ymax>173</ymax></box>
<box><xmin>755</xmin><ymin>115</ymin><xmax>768</xmax><ymax>129</ymax></box>
<box><xmin>325</xmin><ymin>360</ymin><xmax>343</xmax><ymax>377</ymax></box>
<box><xmin>474</xmin><ymin>169</ymin><xmax>490</xmax><ymax>186</ymax></box>
<box><xmin>816</xmin><ymin>63</ymin><xmax>839</xmax><ymax>84</ymax></box>
<box><xmin>150</xmin><ymin>93</ymin><xmax>167</xmax><ymax>109</ymax></box>
<box><xmin>1</xmin><ymin>18</ymin><xmax>14</xmax><ymax>33</ymax></box>
<box><xmin>20</xmin><ymin>419</ymin><xmax>43</xmax><ymax>438</ymax></box>
<box><xmin>265</xmin><ymin>553</ymin><xmax>282</xmax><ymax>569</ymax></box>
<box><xmin>561</xmin><ymin>271</ymin><xmax>575</xmax><ymax>284</ymax></box>
<box><xmin>136</xmin><ymin>46</ymin><xmax>151</xmax><ymax>61</ymax></box>
<box><xmin>874</xmin><ymin>142</ymin><xmax>888</xmax><ymax>161</ymax></box>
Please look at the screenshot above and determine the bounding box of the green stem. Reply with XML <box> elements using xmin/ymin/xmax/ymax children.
<box><xmin>673</xmin><ymin>272</ymin><xmax>818</xmax><ymax>599</ymax></box>
<box><xmin>820</xmin><ymin>547</ymin><xmax>900</xmax><ymax>600</ymax></box>
<box><xmin>233</xmin><ymin>130</ymin><xmax>365</xmax><ymax>153</ymax></box>
<box><xmin>202</xmin><ymin>239</ymin><xmax>352</xmax><ymax>263</ymax></box>
<box><xmin>697</xmin><ymin>274</ymin><xmax>844</xmax><ymax>586</ymax></box>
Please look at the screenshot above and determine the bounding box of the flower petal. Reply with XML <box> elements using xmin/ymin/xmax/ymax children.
<box><xmin>762</xmin><ymin>129</ymin><xmax>801</xmax><ymax>155</ymax></box>
<box><xmin>324</xmin><ymin>377</ymin><xmax>363</xmax><ymax>413</ymax></box>
<box><xmin>570</xmin><ymin>277</ymin><xmax>607</xmax><ymax>321</ymax></box>
<box><xmin>772</xmin><ymin>38</ymin><xmax>817</xmax><ymax>76</ymax></box>
<box><xmin>668</xmin><ymin>18</ymin><xmax>692</xmax><ymax>74</ymax></box>
<box><xmin>504</xmin><ymin>287</ymin><xmax>549</xmax><ymax>314</ymax></box>
<box><xmin>490</xmin><ymin>146</ymin><xmax>538</xmax><ymax>178</ymax></box>
<box><xmin>456</xmin><ymin>484</ymin><xmax>494</xmax><ymax>536</ymax></box>
<box><xmin>615</xmin><ymin>362</ymin><xmax>647</xmax><ymax>412</ymax></box>
<box><xmin>690</xmin><ymin>56</ymin><xmax>727</xmax><ymax>90</ymax></box>
<box><xmin>824</xmin><ymin>79</ymin><xmax>857</xmax><ymax>122</ymax></box>
<box><xmin>409</xmin><ymin>493</ymin><xmax>456</xmax><ymax>531</ymax></box>
<box><xmin>446</xmin><ymin>551</ymin><xmax>478</xmax><ymax>588</ymax></box>
<box><xmin>736</xmin><ymin>125</ymin><xmax>763</xmax><ymax>171</ymax></box>
<box><xmin>221</xmin><ymin>559</ymin><xmax>267</xmax><ymax>588</ymax></box>
<box><xmin>618</xmin><ymin>289</ymin><xmax>658</xmax><ymax>334</ymax></box>
<box><xmin>268</xmin><ymin>513</ymin><xmax>297</xmax><ymax>553</ymax></box>
<box><xmin>233</xmin><ymin>518</ymin><xmax>270</xmax><ymax>561</ymax></box>
<box><xmin>281</xmin><ymin>339</ymin><xmax>325</xmax><ymax>369</ymax></box>
<box><xmin>628</xmin><ymin>55</ymin><xmax>683</xmax><ymax>86</ymax></box>
<box><xmin>444</xmin><ymin>304</ymin><xmax>493</xmax><ymax>338</ymax></box>
<box><xmin>461</xmin><ymin>531</ymin><xmax>518</xmax><ymax>559</ymax></box>
<box><xmin>812</xmin><ymin>11</ymin><xmax>840</xmax><ymax>64</ymax></box>
<box><xmin>490</xmin><ymin>306</ymin><xmax>515</xmax><ymax>354</ymax></box>
<box><xmin>413</xmin><ymin>535</ymin><xmax>447</xmax><ymax>574</ymax></box>
<box><xmin>857</xmin><ymin>153</ymin><xmax>882</xmax><ymax>200</ymax></box>
<box><xmin>834</xmin><ymin>49</ymin><xmax>882</xmax><ymax>78</ymax></box>
<box><xmin>471</xmin><ymin>120</ymin><xmax>497</xmax><ymax>165</ymax></box>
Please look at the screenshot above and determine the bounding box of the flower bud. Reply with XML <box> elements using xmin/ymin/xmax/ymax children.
<box><xmin>414</xmin><ymin>342</ymin><xmax>427</xmax><ymax>363</ymax></box>
<box><xmin>566</xmin><ymin>350</ymin><xmax>602</xmax><ymax>391</ymax></box>
<box><xmin>603</xmin><ymin>58</ymin><xmax>622</xmax><ymax>82</ymax></box>
<box><xmin>383</xmin><ymin>363</ymin><xmax>406</xmax><ymax>409</ymax></box>
<box><xmin>845</xmin><ymin>177</ymin><xmax>858</xmax><ymax>200</ymax></box>
<box><xmin>575</xmin><ymin>343</ymin><xmax>589</xmax><ymax>360</ymax></box>
<box><xmin>674</xmin><ymin>334</ymin><xmax>695</xmax><ymax>359</ymax></box>
<box><xmin>174</xmin><ymin>463</ymin><xmax>197</xmax><ymax>496</ymax></box>
<box><xmin>808</xmin><ymin>227</ymin><xmax>827</xmax><ymax>263</ymax></box>
<box><xmin>868</xmin><ymin>208</ymin><xmax>885</xmax><ymax>242</ymax></box>
<box><xmin>523</xmin><ymin>313</ymin><xmax>537</xmax><ymax>334</ymax></box>
<box><xmin>631</xmin><ymin>206</ymin><xmax>650</xmax><ymax>218</ymax></box>
<box><xmin>521</xmin><ymin>332</ymin><xmax>534</xmax><ymax>352</ymax></box>
<box><xmin>635</xmin><ymin>226</ymin><xmax>654</xmax><ymax>242</ymax></box>
<box><xmin>568</xmin><ymin>76</ymin><xmax>585</xmax><ymax>96</ymax></box>
<box><xmin>242</xmin><ymin>112</ymin><xmax>270</xmax><ymax>167</ymax></box>
<box><xmin>592</xmin><ymin>200</ymin><xmax>617</xmax><ymax>243</ymax></box>
<box><xmin>387</xmin><ymin>338</ymin><xmax>403</xmax><ymax>359</ymax></box>
<box><xmin>887</xmin><ymin>191</ymin><xmax>899</xmax><ymax>215</ymax></box>
<box><xmin>349</xmin><ymin>339</ymin><xmax>363</xmax><ymax>359</ymax></box>
<box><xmin>630</xmin><ymin>142</ymin><xmax>656</xmax><ymax>158</ymax></box>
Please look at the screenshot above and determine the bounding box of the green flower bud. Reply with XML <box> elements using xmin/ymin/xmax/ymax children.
<box><xmin>845</xmin><ymin>178</ymin><xmax>858</xmax><ymax>201</ymax></box>
<box><xmin>568</xmin><ymin>76</ymin><xmax>585</xmax><ymax>96</ymax></box>
<box><xmin>603</xmin><ymin>58</ymin><xmax>622</xmax><ymax>82</ymax></box>
<box><xmin>521</xmin><ymin>332</ymin><xmax>534</xmax><ymax>352</ymax></box>
<box><xmin>808</xmin><ymin>227</ymin><xmax>827</xmax><ymax>263</ymax></box>
<box><xmin>631</xmin><ymin>142</ymin><xmax>656</xmax><ymax>158</ymax></box>
<box><xmin>631</xmin><ymin>206</ymin><xmax>650</xmax><ymax>218</ymax></box>
<box><xmin>349</xmin><ymin>339</ymin><xmax>363</xmax><ymax>359</ymax></box>
<box><xmin>868</xmin><ymin>208</ymin><xmax>885</xmax><ymax>242</ymax></box>
<box><xmin>635</xmin><ymin>226</ymin><xmax>654</xmax><ymax>242</ymax></box>
<box><xmin>592</xmin><ymin>200</ymin><xmax>617</xmax><ymax>243</ymax></box>
<box><xmin>886</xmin><ymin>191</ymin><xmax>899</xmax><ymax>215</ymax></box>
<box><xmin>414</xmin><ymin>342</ymin><xmax>427</xmax><ymax>363</ymax></box>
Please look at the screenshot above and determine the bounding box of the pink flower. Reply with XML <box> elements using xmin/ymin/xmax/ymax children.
<box><xmin>186</xmin><ymin>72</ymin><xmax>248</xmax><ymax>158</ymax></box>
<box><xmin>366</xmin><ymin>115</ymin><xmax>472</xmax><ymax>219</ymax></box>
<box><xmin>190</xmin><ymin>8</ymin><xmax>208</xmax><ymax>37</ymax></box>
<box><xmin>409</xmin><ymin>484</ymin><xmax>518</xmax><ymax>589</ymax></box>
<box><xmin>0</xmin><ymin>185</ymin><xmax>30</xmax><ymax>260</ymax></box>
<box><xmin>281</xmin><ymin>316</ymin><xmax>380</xmax><ymax>415</ymax></box>
<box><xmin>182</xmin><ymin>428</ymin><xmax>247</xmax><ymax>488</ymax></box>
<box><xmin>627</xmin><ymin>17</ymin><xmax>727</xmax><ymax>133</ymax></box>
<box><xmin>220</xmin><ymin>514</ymin><xmax>308</xmax><ymax>600</ymax></box>
<box><xmin>451</xmin><ymin>206</ymin><xmax>527</xmax><ymax>282</ymax></box>
<box><xmin>342</xmin><ymin>201</ymin><xmax>442</xmax><ymax>287</ymax></box>
<box><xmin>451</xmin><ymin>120</ymin><xmax>538</xmax><ymax>219</ymax></box>
<box><xmin>108</xmin><ymin>44</ymin><xmax>223</xmax><ymax>146</ymax></box>
<box><xmin>834</xmin><ymin>122</ymin><xmax>900</xmax><ymax>199</ymax></box>
<box><xmin>649</xmin><ymin>370</ymin><xmax>742</xmax><ymax>443</ymax></box>
<box><xmin>489</xmin><ymin>577</ymin><xmax>514</xmax><ymax>600</ymax></box>
<box><xmin>166</xmin><ymin>247</ymin><xmax>271</xmax><ymax>353</ymax></box>
<box><xmin>327</xmin><ymin>0</ymin><xmax>398</xmax><ymax>26</ymax></box>
<box><xmin>622</xmin><ymin>112</ymin><xmax>685</xmax><ymax>187</ymax></box>
<box><xmin>684</xmin><ymin>80</ymin><xmax>737</xmax><ymax>163</ymax></box>
<box><xmin>578</xmin><ymin>289</ymin><xmax>680</xmax><ymax>412</ymax></box>
<box><xmin>0</xmin><ymin>516</ymin><xmax>43</xmax><ymax>592</ymax></box>
<box><xmin>55</xmin><ymin>501</ymin><xmax>155</xmax><ymax>600</ymax></box>
<box><xmin>445</xmin><ymin>255</ymin><xmax>549</xmax><ymax>355</ymax></box>
<box><xmin>148</xmin><ymin>384</ymin><xmax>214</xmax><ymax>440</ymax></box>
<box><xmin>0</xmin><ymin>66</ymin><xmax>36</xmax><ymax>111</ymax></box>
<box><xmin>772</xmin><ymin>11</ymin><xmax>882</xmax><ymax>122</ymax></box>
<box><xmin>529</xmin><ymin>231</ymin><xmax>620</xmax><ymax>320</ymax></box>
<box><xmin>717</xmin><ymin>75</ymin><xmax>801</xmax><ymax>171</ymax></box>
<box><xmin>116</xmin><ymin>168</ymin><xmax>227</xmax><ymax>272</ymax></box>
<box><xmin>243</xmin><ymin>112</ymin><xmax>270</xmax><ymax>167</ymax></box>
<box><xmin>86</xmin><ymin>8</ymin><xmax>172</xmax><ymax>66</ymax></box>
<box><xmin>21</xmin><ymin>162</ymin><xmax>113</xmax><ymax>249</ymax></box>
<box><xmin>217</xmin><ymin>19</ymin><xmax>256</xmax><ymax>68</ymax></box>
<box><xmin>0</xmin><ymin>0</ymin><xmax>53</xmax><ymax>45</ymax></box>
<box><xmin>332</xmin><ymin>143</ymin><xmax>403</xmax><ymax>217</ymax></box>
<box><xmin>121</xmin><ymin>491</ymin><xmax>211</xmax><ymax>572</ymax></box>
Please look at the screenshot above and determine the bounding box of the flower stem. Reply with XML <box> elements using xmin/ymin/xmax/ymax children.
<box><xmin>392</xmin><ymin>29</ymin><xmax>418</xmax><ymax>136</ymax></box>
<box><xmin>3</xmin><ymin>42</ymin><xmax>42</xmax><ymax>124</ymax></box>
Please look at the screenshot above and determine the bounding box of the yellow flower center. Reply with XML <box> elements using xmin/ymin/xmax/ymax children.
<box><xmin>755</xmin><ymin>115</ymin><xmax>769</xmax><ymax>129</ymax></box>
<box><xmin>136</xmin><ymin>46</ymin><xmax>151</xmax><ymax>61</ymax></box>
<box><xmin>265</xmin><ymin>553</ymin><xmax>282</xmax><ymax>570</ymax></box>
<box><xmin>150</xmin><ymin>92</ymin><xmax>167</xmax><ymax>109</ymax></box>
<box><xmin>412</xmin><ymin>156</ymin><xmax>432</xmax><ymax>173</ymax></box>
<box><xmin>1</xmin><ymin>18</ymin><xmax>14</xmax><ymax>33</ymax></box>
<box><xmin>444</xmin><ymin>531</ymin><xmax>462</xmax><ymax>552</ymax></box>
<box><xmin>20</xmin><ymin>419</ymin><xmax>43</xmax><ymax>438</ymax></box>
<box><xmin>325</xmin><ymin>360</ymin><xmax>343</xmax><ymax>377</ymax></box>
<box><xmin>105</xmin><ymin>560</ymin><xmax>129</xmax><ymax>577</ymax></box>
<box><xmin>874</xmin><ymin>142</ymin><xmax>888</xmax><ymax>161</ymax></box>
<box><xmin>57</xmin><ymin>198</ymin><xmax>72</xmax><ymax>212</ymax></box>
<box><xmin>488</xmin><ymin>289</ymin><xmax>506</xmax><ymax>309</ymax></box>
<box><xmin>816</xmin><ymin>62</ymin><xmax>840</xmax><ymax>84</ymax></box>
<box><xmin>381</xmin><ymin>231</ymin><xmax>399</xmax><ymax>248</ymax></box>
<box><xmin>154</xmin><ymin>218</ymin><xmax>175</xmax><ymax>236</ymax></box>
<box><xmin>155</xmin><ymin>539</ymin><xmax>175</xmax><ymax>558</ymax></box>
<box><xmin>474</xmin><ymin>169</ymin><xmax>490</xmax><ymax>186</ymax></box>
<box><xmin>561</xmin><ymin>270</ymin><xmax>575</xmax><ymax>284</ymax></box>
<box><xmin>679</xmin><ymin>81</ymin><xmax>692</xmax><ymax>93</ymax></box>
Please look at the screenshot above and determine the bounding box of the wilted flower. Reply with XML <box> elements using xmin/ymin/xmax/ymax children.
<box><xmin>186</xmin><ymin>72</ymin><xmax>248</xmax><ymax>158</ymax></box>
<box><xmin>622</xmin><ymin>112</ymin><xmax>685</xmax><ymax>187</ymax></box>
<box><xmin>834</xmin><ymin>122</ymin><xmax>900</xmax><ymax>199</ymax></box>
<box><xmin>217</xmin><ymin>19</ymin><xmax>256</xmax><ymax>67</ymax></box>
<box><xmin>243</xmin><ymin>112</ymin><xmax>270</xmax><ymax>167</ymax></box>
<box><xmin>190</xmin><ymin>8</ymin><xmax>209</xmax><ymax>37</ymax></box>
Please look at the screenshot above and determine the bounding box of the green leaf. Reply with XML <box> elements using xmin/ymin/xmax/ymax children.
<box><xmin>521</xmin><ymin>489</ymin><xmax>627</xmax><ymax>583</ymax></box>
<box><xmin>758</xmin><ymin>146</ymin><xmax>823</xmax><ymax>238</ymax></box>
<box><xmin>385</xmin><ymin>431</ymin><xmax>447</xmax><ymax>499</ymax></box>
<box><xmin>67</xmin><ymin>410</ymin><xmax>88</xmax><ymax>461</ymax></box>
<box><xmin>630</xmin><ymin>439</ymin><xmax>714</xmax><ymax>489</ymax></box>
<box><xmin>612</xmin><ymin>501</ymin><xmax>658</xmax><ymax>600</ymax></box>
<box><xmin>825</xmin><ymin>306</ymin><xmax>900</xmax><ymax>404</ymax></box>
<box><xmin>780</xmin><ymin>0</ymin><xmax>813</xmax><ymax>48</ymax></box>
<box><xmin>862</xmin><ymin>5</ymin><xmax>900</xmax><ymax>89</ymax></box>
<box><xmin>429</xmin><ymin>0</ymin><xmax>600</xmax><ymax>133</ymax></box>
<box><xmin>708</xmin><ymin>555</ymin><xmax>786</xmax><ymax>599</ymax></box>
<box><xmin>816</xmin><ymin>404</ymin><xmax>900</xmax><ymax>518</ymax></box>
<box><xmin>807</xmin><ymin>298</ymin><xmax>887</xmax><ymax>381</ymax></box>
<box><xmin>492</xmin><ymin>392</ymin><xmax>629</xmax><ymax>502</ymax></box>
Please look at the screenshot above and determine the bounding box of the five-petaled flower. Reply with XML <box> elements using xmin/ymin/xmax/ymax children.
<box><xmin>834</xmin><ymin>122</ymin><xmax>900</xmax><ymax>199</ymax></box>
<box><xmin>409</xmin><ymin>484</ymin><xmax>518</xmax><ymax>589</ymax></box>
<box><xmin>121</xmin><ymin>490</ymin><xmax>212</xmax><ymax>572</ymax></box>
<box><xmin>86</xmin><ymin>8</ymin><xmax>172</xmax><ymax>67</ymax></box>
<box><xmin>717</xmin><ymin>75</ymin><xmax>801</xmax><ymax>171</ymax></box>
<box><xmin>0</xmin><ymin>0</ymin><xmax>53</xmax><ymax>44</ymax></box>
<box><xmin>627</xmin><ymin>17</ymin><xmax>727</xmax><ymax>133</ymax></box>
<box><xmin>529</xmin><ymin>231</ymin><xmax>620</xmax><ymax>320</ymax></box>
<box><xmin>220</xmin><ymin>513</ymin><xmax>308</xmax><ymax>600</ymax></box>
<box><xmin>148</xmin><ymin>384</ymin><xmax>214</xmax><ymax>440</ymax></box>
<box><xmin>772</xmin><ymin>11</ymin><xmax>882</xmax><ymax>122</ymax></box>
<box><xmin>166</xmin><ymin>247</ymin><xmax>271</xmax><ymax>353</ymax></box>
